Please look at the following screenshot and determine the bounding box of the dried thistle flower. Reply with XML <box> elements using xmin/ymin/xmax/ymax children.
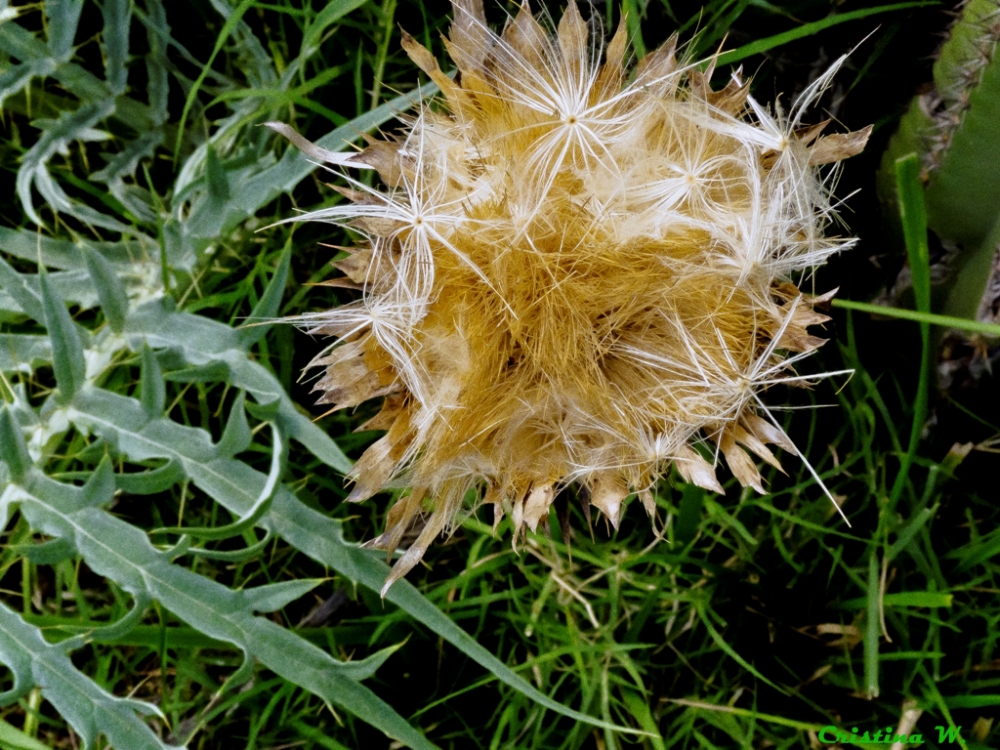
<box><xmin>273</xmin><ymin>0</ymin><xmax>871</xmax><ymax>593</ymax></box>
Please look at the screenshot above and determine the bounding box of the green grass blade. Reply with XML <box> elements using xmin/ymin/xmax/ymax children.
<box><xmin>301</xmin><ymin>0</ymin><xmax>371</xmax><ymax>55</ymax></box>
<box><xmin>864</xmin><ymin>554</ymin><xmax>881</xmax><ymax>699</ymax></box>
<box><xmin>172</xmin><ymin>0</ymin><xmax>256</xmax><ymax>164</ymax></box>
<box><xmin>667</xmin><ymin>699</ymin><xmax>825</xmax><ymax>733</ymax></box>
<box><xmin>622</xmin><ymin>690</ymin><xmax>667</xmax><ymax>750</ymax></box>
<box><xmin>238</xmin><ymin>244</ymin><xmax>291</xmax><ymax>347</ymax></box>
<box><xmin>887</xmin><ymin>504</ymin><xmax>939</xmax><ymax>562</ymax></box>
<box><xmin>622</xmin><ymin>0</ymin><xmax>647</xmax><ymax>58</ymax></box>
<box><xmin>943</xmin><ymin>694</ymin><xmax>1000</xmax><ymax>709</ymax></box>
<box><xmin>715</xmin><ymin>2</ymin><xmax>938</xmax><ymax>67</ymax></box>
<box><xmin>832</xmin><ymin>298</ymin><xmax>1000</xmax><ymax>337</ymax></box>
<box><xmin>0</xmin><ymin>716</ymin><xmax>52</xmax><ymax>750</ymax></box>
<box><xmin>205</xmin><ymin>0</ymin><xmax>275</xmax><ymax>85</ymax></box>
<box><xmin>838</xmin><ymin>590</ymin><xmax>953</xmax><ymax>609</ymax></box>
<box><xmin>889</xmin><ymin>154</ymin><xmax>931</xmax><ymax>506</ymax></box>
<box><xmin>950</xmin><ymin>527</ymin><xmax>1000</xmax><ymax>572</ymax></box>
<box><xmin>916</xmin><ymin>665</ymin><xmax>969</xmax><ymax>750</ymax></box>
<box><xmin>696</xmin><ymin>605</ymin><xmax>783</xmax><ymax>692</ymax></box>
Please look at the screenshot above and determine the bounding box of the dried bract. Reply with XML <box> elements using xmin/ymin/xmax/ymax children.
<box><xmin>277</xmin><ymin>0</ymin><xmax>870</xmax><ymax>593</ymax></box>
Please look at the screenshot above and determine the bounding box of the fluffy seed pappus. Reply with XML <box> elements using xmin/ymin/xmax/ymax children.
<box><xmin>270</xmin><ymin>0</ymin><xmax>872</xmax><ymax>593</ymax></box>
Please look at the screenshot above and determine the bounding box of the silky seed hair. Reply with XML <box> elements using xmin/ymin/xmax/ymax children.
<box><xmin>271</xmin><ymin>0</ymin><xmax>871</xmax><ymax>593</ymax></box>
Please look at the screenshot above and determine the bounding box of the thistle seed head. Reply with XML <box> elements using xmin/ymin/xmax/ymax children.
<box><xmin>282</xmin><ymin>0</ymin><xmax>871</xmax><ymax>593</ymax></box>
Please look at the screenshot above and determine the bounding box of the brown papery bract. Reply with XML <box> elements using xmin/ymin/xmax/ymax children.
<box><xmin>275</xmin><ymin>0</ymin><xmax>871</xmax><ymax>593</ymax></box>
